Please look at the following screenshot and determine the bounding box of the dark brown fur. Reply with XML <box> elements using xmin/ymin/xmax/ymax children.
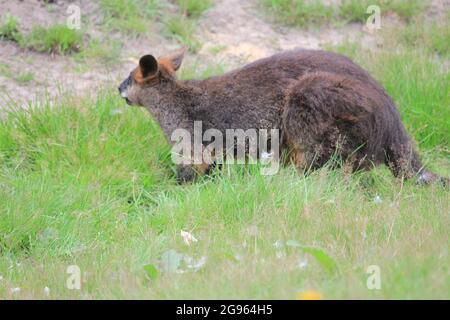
<box><xmin>119</xmin><ymin>48</ymin><xmax>447</xmax><ymax>185</ymax></box>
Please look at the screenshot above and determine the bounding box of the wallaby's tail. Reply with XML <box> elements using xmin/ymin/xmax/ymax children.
<box><xmin>385</xmin><ymin>136</ymin><xmax>448</xmax><ymax>186</ymax></box>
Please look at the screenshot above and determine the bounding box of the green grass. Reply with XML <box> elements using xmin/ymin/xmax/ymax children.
<box><xmin>0</xmin><ymin>14</ymin><xmax>22</xmax><ymax>42</ymax></box>
<box><xmin>396</xmin><ymin>20</ymin><xmax>450</xmax><ymax>58</ymax></box>
<box><xmin>101</xmin><ymin>0</ymin><xmax>158</xmax><ymax>34</ymax></box>
<box><xmin>177</xmin><ymin>0</ymin><xmax>213</xmax><ymax>18</ymax></box>
<box><xmin>0</xmin><ymin>23</ymin><xmax>449</xmax><ymax>299</ymax></box>
<box><xmin>0</xmin><ymin>64</ymin><xmax>34</xmax><ymax>85</ymax></box>
<box><xmin>164</xmin><ymin>16</ymin><xmax>202</xmax><ymax>53</ymax></box>
<box><xmin>0</xmin><ymin>90</ymin><xmax>448</xmax><ymax>298</ymax></box>
<box><xmin>163</xmin><ymin>0</ymin><xmax>213</xmax><ymax>52</ymax></box>
<box><xmin>14</xmin><ymin>72</ymin><xmax>35</xmax><ymax>85</ymax></box>
<box><xmin>339</xmin><ymin>0</ymin><xmax>369</xmax><ymax>23</ymax></box>
<box><xmin>381</xmin><ymin>0</ymin><xmax>427</xmax><ymax>20</ymax></box>
<box><xmin>75</xmin><ymin>39</ymin><xmax>123</xmax><ymax>65</ymax></box>
<box><xmin>23</xmin><ymin>25</ymin><xmax>83</xmax><ymax>54</ymax></box>
<box><xmin>100</xmin><ymin>0</ymin><xmax>210</xmax><ymax>45</ymax></box>
<box><xmin>0</xmin><ymin>63</ymin><xmax>13</xmax><ymax>78</ymax></box>
<box><xmin>262</xmin><ymin>0</ymin><xmax>428</xmax><ymax>26</ymax></box>
<box><xmin>208</xmin><ymin>44</ymin><xmax>227</xmax><ymax>54</ymax></box>
<box><xmin>340</xmin><ymin>0</ymin><xmax>427</xmax><ymax>22</ymax></box>
<box><xmin>377</xmin><ymin>52</ymin><xmax>449</xmax><ymax>148</ymax></box>
<box><xmin>0</xmin><ymin>16</ymin><xmax>82</xmax><ymax>55</ymax></box>
<box><xmin>179</xmin><ymin>60</ymin><xmax>226</xmax><ymax>80</ymax></box>
<box><xmin>262</xmin><ymin>0</ymin><xmax>334</xmax><ymax>27</ymax></box>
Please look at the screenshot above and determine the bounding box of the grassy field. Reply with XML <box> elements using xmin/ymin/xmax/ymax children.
<box><xmin>0</xmin><ymin>41</ymin><xmax>449</xmax><ymax>299</ymax></box>
<box><xmin>261</xmin><ymin>0</ymin><xmax>426</xmax><ymax>26</ymax></box>
<box><xmin>0</xmin><ymin>1</ymin><xmax>449</xmax><ymax>299</ymax></box>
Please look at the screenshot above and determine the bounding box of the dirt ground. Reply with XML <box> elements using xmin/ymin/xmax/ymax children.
<box><xmin>0</xmin><ymin>0</ymin><xmax>448</xmax><ymax>106</ymax></box>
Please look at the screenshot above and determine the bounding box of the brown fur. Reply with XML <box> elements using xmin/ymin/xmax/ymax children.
<box><xmin>118</xmin><ymin>48</ymin><xmax>448</xmax><ymax>185</ymax></box>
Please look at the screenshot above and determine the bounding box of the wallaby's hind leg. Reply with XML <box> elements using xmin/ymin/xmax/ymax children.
<box><xmin>282</xmin><ymin>71</ymin><xmax>384</xmax><ymax>172</ymax></box>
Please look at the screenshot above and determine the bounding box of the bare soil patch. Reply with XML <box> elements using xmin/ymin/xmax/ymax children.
<box><xmin>0</xmin><ymin>0</ymin><xmax>447</xmax><ymax>105</ymax></box>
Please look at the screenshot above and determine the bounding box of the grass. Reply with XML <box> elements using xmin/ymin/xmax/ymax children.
<box><xmin>163</xmin><ymin>0</ymin><xmax>212</xmax><ymax>52</ymax></box>
<box><xmin>0</xmin><ymin>63</ymin><xmax>13</xmax><ymax>78</ymax></box>
<box><xmin>0</xmin><ymin>34</ymin><xmax>449</xmax><ymax>298</ymax></box>
<box><xmin>208</xmin><ymin>44</ymin><xmax>227</xmax><ymax>54</ymax></box>
<box><xmin>261</xmin><ymin>0</ymin><xmax>333</xmax><ymax>27</ymax></box>
<box><xmin>0</xmin><ymin>14</ymin><xmax>22</xmax><ymax>42</ymax></box>
<box><xmin>0</xmin><ymin>92</ymin><xmax>448</xmax><ymax>299</ymax></box>
<box><xmin>0</xmin><ymin>15</ymin><xmax>83</xmax><ymax>55</ymax></box>
<box><xmin>0</xmin><ymin>2</ymin><xmax>449</xmax><ymax>299</ymax></box>
<box><xmin>100</xmin><ymin>0</ymin><xmax>158</xmax><ymax>34</ymax></box>
<box><xmin>339</xmin><ymin>0</ymin><xmax>371</xmax><ymax>23</ymax></box>
<box><xmin>164</xmin><ymin>16</ymin><xmax>202</xmax><ymax>53</ymax></box>
<box><xmin>339</xmin><ymin>0</ymin><xmax>427</xmax><ymax>22</ymax></box>
<box><xmin>99</xmin><ymin>0</ymin><xmax>211</xmax><ymax>52</ymax></box>
<box><xmin>262</xmin><ymin>0</ymin><xmax>428</xmax><ymax>26</ymax></box>
<box><xmin>75</xmin><ymin>39</ymin><xmax>123</xmax><ymax>65</ymax></box>
<box><xmin>0</xmin><ymin>63</ymin><xmax>35</xmax><ymax>85</ymax></box>
<box><xmin>178</xmin><ymin>60</ymin><xmax>226</xmax><ymax>80</ymax></box>
<box><xmin>395</xmin><ymin>19</ymin><xmax>450</xmax><ymax>58</ymax></box>
<box><xmin>14</xmin><ymin>72</ymin><xmax>35</xmax><ymax>85</ymax></box>
<box><xmin>177</xmin><ymin>0</ymin><xmax>213</xmax><ymax>18</ymax></box>
<box><xmin>381</xmin><ymin>0</ymin><xmax>427</xmax><ymax>20</ymax></box>
<box><xmin>23</xmin><ymin>25</ymin><xmax>83</xmax><ymax>54</ymax></box>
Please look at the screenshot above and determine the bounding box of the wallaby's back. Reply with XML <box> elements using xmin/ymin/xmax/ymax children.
<box><xmin>189</xmin><ymin>49</ymin><xmax>393</xmax><ymax>132</ymax></box>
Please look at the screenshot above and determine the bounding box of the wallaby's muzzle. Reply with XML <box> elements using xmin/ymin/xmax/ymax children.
<box><xmin>118</xmin><ymin>75</ymin><xmax>132</xmax><ymax>105</ymax></box>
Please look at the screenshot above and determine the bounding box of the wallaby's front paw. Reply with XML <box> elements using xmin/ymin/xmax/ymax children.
<box><xmin>176</xmin><ymin>165</ymin><xmax>196</xmax><ymax>184</ymax></box>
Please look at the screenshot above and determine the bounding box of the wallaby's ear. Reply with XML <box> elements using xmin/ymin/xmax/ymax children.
<box><xmin>164</xmin><ymin>48</ymin><xmax>186</xmax><ymax>71</ymax></box>
<box><xmin>139</xmin><ymin>55</ymin><xmax>159</xmax><ymax>78</ymax></box>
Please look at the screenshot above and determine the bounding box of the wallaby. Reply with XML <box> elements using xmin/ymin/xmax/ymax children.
<box><xmin>118</xmin><ymin>48</ymin><xmax>447</xmax><ymax>185</ymax></box>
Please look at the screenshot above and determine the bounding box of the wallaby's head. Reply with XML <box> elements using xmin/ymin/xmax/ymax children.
<box><xmin>118</xmin><ymin>49</ymin><xmax>186</xmax><ymax>107</ymax></box>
